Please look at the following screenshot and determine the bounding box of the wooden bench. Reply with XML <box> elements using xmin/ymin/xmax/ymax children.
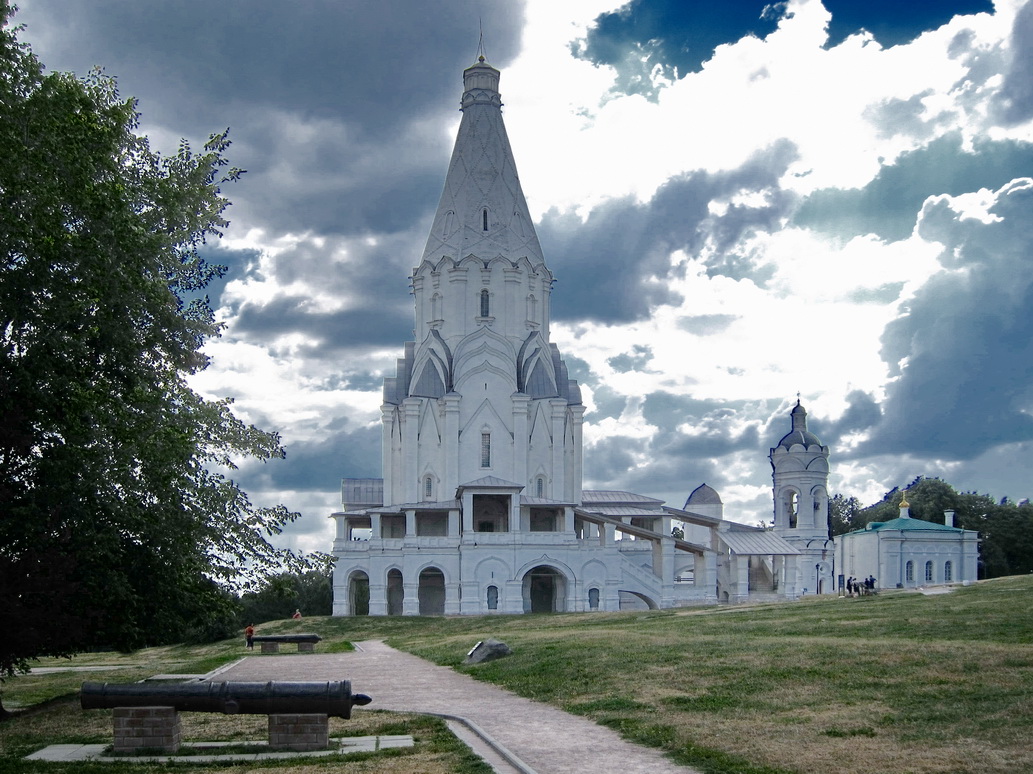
<box><xmin>251</xmin><ymin>633</ymin><xmax>322</xmax><ymax>653</ymax></box>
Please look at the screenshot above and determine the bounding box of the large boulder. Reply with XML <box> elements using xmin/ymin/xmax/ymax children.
<box><xmin>464</xmin><ymin>638</ymin><xmax>513</xmax><ymax>665</ymax></box>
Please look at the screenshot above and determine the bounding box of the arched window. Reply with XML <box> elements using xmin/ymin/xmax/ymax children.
<box><xmin>944</xmin><ymin>561</ymin><xmax>953</xmax><ymax>582</ymax></box>
<box><xmin>588</xmin><ymin>587</ymin><xmax>600</xmax><ymax>610</ymax></box>
<box><xmin>925</xmin><ymin>561</ymin><xmax>934</xmax><ymax>582</ymax></box>
<box><xmin>482</xmin><ymin>207</ymin><xmax>489</xmax><ymax>231</ymax></box>
<box><xmin>905</xmin><ymin>560</ymin><xmax>914</xmax><ymax>583</ymax></box>
<box><xmin>486</xmin><ymin>585</ymin><xmax>499</xmax><ymax>610</ymax></box>
<box><xmin>527</xmin><ymin>294</ymin><xmax>537</xmax><ymax>321</ymax></box>
<box><xmin>536</xmin><ymin>476</ymin><xmax>545</xmax><ymax>498</ymax></box>
<box><xmin>787</xmin><ymin>491</ymin><xmax>798</xmax><ymax>529</ymax></box>
<box><xmin>481</xmin><ymin>432</ymin><xmax>491</xmax><ymax>468</ymax></box>
<box><xmin>480</xmin><ymin>289</ymin><xmax>490</xmax><ymax>317</ymax></box>
<box><xmin>424</xmin><ymin>475</ymin><xmax>433</xmax><ymax>501</ymax></box>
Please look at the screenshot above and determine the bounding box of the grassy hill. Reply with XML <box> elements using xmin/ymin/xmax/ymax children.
<box><xmin>3</xmin><ymin>575</ymin><xmax>1031</xmax><ymax>774</ymax></box>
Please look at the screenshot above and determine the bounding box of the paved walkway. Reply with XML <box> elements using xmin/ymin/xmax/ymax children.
<box><xmin>214</xmin><ymin>640</ymin><xmax>701</xmax><ymax>774</ymax></box>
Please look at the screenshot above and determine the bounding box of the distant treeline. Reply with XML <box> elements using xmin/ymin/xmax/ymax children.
<box><xmin>830</xmin><ymin>477</ymin><xmax>1033</xmax><ymax>578</ymax></box>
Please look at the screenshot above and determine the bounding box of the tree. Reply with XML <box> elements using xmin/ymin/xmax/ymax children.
<box><xmin>828</xmin><ymin>493</ymin><xmax>862</xmax><ymax>536</ymax></box>
<box><xmin>0</xmin><ymin>5</ymin><xmax>308</xmax><ymax>712</ymax></box>
<box><xmin>238</xmin><ymin>568</ymin><xmax>334</xmax><ymax>626</ymax></box>
<box><xmin>855</xmin><ymin>477</ymin><xmax>1033</xmax><ymax>579</ymax></box>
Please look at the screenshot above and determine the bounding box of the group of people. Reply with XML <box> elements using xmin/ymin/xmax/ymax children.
<box><xmin>845</xmin><ymin>576</ymin><xmax>877</xmax><ymax>596</ymax></box>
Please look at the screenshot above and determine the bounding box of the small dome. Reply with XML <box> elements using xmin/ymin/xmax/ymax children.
<box><xmin>777</xmin><ymin>400</ymin><xmax>822</xmax><ymax>449</ymax></box>
<box><xmin>685</xmin><ymin>483</ymin><xmax>722</xmax><ymax>508</ymax></box>
<box><xmin>776</xmin><ymin>429</ymin><xmax>823</xmax><ymax>449</ymax></box>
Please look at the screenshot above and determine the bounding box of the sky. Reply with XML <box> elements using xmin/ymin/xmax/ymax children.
<box><xmin>12</xmin><ymin>0</ymin><xmax>1033</xmax><ymax>555</ymax></box>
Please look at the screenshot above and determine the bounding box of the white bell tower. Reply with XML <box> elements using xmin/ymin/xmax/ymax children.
<box><xmin>769</xmin><ymin>400</ymin><xmax>833</xmax><ymax>593</ymax></box>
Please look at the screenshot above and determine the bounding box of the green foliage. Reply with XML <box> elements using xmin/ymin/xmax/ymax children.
<box><xmin>0</xmin><ymin>3</ymin><xmax>308</xmax><ymax>688</ymax></box>
<box><xmin>852</xmin><ymin>477</ymin><xmax>1033</xmax><ymax>577</ymax></box>
<box><xmin>237</xmin><ymin>570</ymin><xmax>334</xmax><ymax>625</ymax></box>
<box><xmin>828</xmin><ymin>493</ymin><xmax>862</xmax><ymax>536</ymax></box>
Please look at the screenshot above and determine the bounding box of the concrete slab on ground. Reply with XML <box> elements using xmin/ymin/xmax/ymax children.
<box><xmin>25</xmin><ymin>735</ymin><xmax>413</xmax><ymax>763</ymax></box>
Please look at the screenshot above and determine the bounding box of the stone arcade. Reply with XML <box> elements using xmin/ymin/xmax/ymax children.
<box><xmin>328</xmin><ymin>56</ymin><xmax>967</xmax><ymax>615</ymax></box>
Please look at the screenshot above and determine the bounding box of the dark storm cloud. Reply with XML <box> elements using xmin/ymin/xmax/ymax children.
<box><xmin>793</xmin><ymin>134</ymin><xmax>1033</xmax><ymax>242</ymax></box>
<box><xmin>15</xmin><ymin>1</ymin><xmax>525</xmax><ymax>239</ymax></box>
<box><xmin>822</xmin><ymin>390</ymin><xmax>882</xmax><ymax>453</ymax></box>
<box><xmin>608</xmin><ymin>345</ymin><xmax>653</xmax><ymax>373</ymax></box>
<box><xmin>574</xmin><ymin>0</ymin><xmax>788</xmax><ymax>96</ymax></box>
<box><xmin>16</xmin><ymin>1</ymin><xmax>524</xmax><ymax>138</ymax></box>
<box><xmin>233</xmin><ymin>297</ymin><xmax>411</xmax><ymax>356</ymax></box>
<box><xmin>614</xmin><ymin>452</ymin><xmax>727</xmax><ymax>508</ymax></box>
<box><xmin>586</xmin><ymin>422</ymin><xmax>774</xmax><ymax>512</ymax></box>
<box><xmin>540</xmin><ymin>140</ymin><xmax>798</xmax><ymax>323</ymax></box>
<box><xmin>823</xmin><ymin>0</ymin><xmax>994</xmax><ymax>49</ymax></box>
<box><xmin>235</xmin><ymin>422</ymin><xmax>382</xmax><ymax>500</ymax></box>
<box><xmin>641</xmin><ymin>394</ymin><xmax>764</xmax><ymax>459</ymax></box>
<box><xmin>556</xmin><ymin>355</ymin><xmax>625</xmax><ymax>420</ymax></box>
<box><xmin>184</xmin><ymin>246</ymin><xmax>257</xmax><ymax>310</ymax></box>
<box><xmin>861</xmin><ymin>178</ymin><xmax>1033</xmax><ymax>458</ymax></box>
<box><xmin>585</xmin><ymin>385</ymin><xmax>629</xmax><ymax>422</ymax></box>
<box><xmin>583</xmin><ymin>435</ymin><xmax>646</xmax><ymax>487</ymax></box>
<box><xmin>993</xmin><ymin>0</ymin><xmax>1033</xmax><ymax>125</ymax></box>
<box><xmin>222</xmin><ymin>232</ymin><xmax>417</xmax><ymax>359</ymax></box>
<box><xmin>230</xmin><ymin>116</ymin><xmax>447</xmax><ymax>236</ymax></box>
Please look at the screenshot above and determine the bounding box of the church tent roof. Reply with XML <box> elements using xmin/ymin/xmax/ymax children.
<box><xmin>521</xmin><ymin>495</ymin><xmax>576</xmax><ymax>507</ymax></box>
<box><xmin>581</xmin><ymin>490</ymin><xmax>665</xmax><ymax>506</ymax></box>
<box><xmin>719</xmin><ymin>529</ymin><xmax>800</xmax><ymax>556</ymax></box>
<box><xmin>584</xmin><ymin>505</ymin><xmax>669</xmax><ymax>518</ymax></box>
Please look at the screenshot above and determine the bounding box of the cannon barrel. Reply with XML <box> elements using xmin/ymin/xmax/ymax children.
<box><xmin>250</xmin><ymin>634</ymin><xmax>321</xmax><ymax>644</ymax></box>
<box><xmin>80</xmin><ymin>680</ymin><xmax>372</xmax><ymax>718</ymax></box>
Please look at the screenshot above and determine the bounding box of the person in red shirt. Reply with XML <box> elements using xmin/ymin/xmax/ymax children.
<box><xmin>244</xmin><ymin>624</ymin><xmax>255</xmax><ymax>649</ymax></box>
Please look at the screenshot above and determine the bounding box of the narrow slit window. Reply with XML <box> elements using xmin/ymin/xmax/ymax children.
<box><xmin>481</xmin><ymin>432</ymin><xmax>491</xmax><ymax>467</ymax></box>
<box><xmin>482</xmin><ymin>208</ymin><xmax>488</xmax><ymax>231</ymax></box>
<box><xmin>480</xmin><ymin>289</ymin><xmax>490</xmax><ymax>317</ymax></box>
<box><xmin>424</xmin><ymin>475</ymin><xmax>433</xmax><ymax>500</ymax></box>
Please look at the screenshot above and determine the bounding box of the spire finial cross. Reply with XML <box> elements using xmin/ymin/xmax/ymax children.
<box><xmin>477</xmin><ymin>19</ymin><xmax>487</xmax><ymax>62</ymax></box>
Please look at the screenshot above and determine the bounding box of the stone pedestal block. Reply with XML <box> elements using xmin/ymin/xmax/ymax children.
<box><xmin>298</xmin><ymin>642</ymin><xmax>315</xmax><ymax>652</ymax></box>
<box><xmin>112</xmin><ymin>706</ymin><xmax>181</xmax><ymax>753</ymax></box>
<box><xmin>260</xmin><ymin>641</ymin><xmax>280</xmax><ymax>653</ymax></box>
<box><xmin>268</xmin><ymin>713</ymin><xmax>329</xmax><ymax>751</ymax></box>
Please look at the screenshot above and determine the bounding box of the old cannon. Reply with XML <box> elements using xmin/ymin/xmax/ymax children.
<box><xmin>81</xmin><ymin>679</ymin><xmax>370</xmax><ymax>718</ymax></box>
<box><xmin>80</xmin><ymin>680</ymin><xmax>373</xmax><ymax>753</ymax></box>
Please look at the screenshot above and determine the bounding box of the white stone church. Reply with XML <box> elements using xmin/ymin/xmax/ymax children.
<box><xmin>329</xmin><ymin>56</ymin><xmax>970</xmax><ymax>616</ymax></box>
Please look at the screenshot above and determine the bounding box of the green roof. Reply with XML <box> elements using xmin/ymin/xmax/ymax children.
<box><xmin>864</xmin><ymin>517</ymin><xmax>964</xmax><ymax>533</ymax></box>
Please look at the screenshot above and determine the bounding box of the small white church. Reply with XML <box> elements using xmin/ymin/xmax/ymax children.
<box><xmin>329</xmin><ymin>56</ymin><xmax>972</xmax><ymax>615</ymax></box>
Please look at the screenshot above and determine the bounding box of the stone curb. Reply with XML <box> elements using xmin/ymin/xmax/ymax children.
<box><xmin>429</xmin><ymin>713</ymin><xmax>538</xmax><ymax>774</ymax></box>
